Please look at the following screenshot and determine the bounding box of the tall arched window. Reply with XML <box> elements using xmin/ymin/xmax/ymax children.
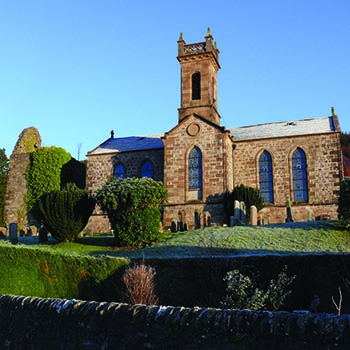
<box><xmin>192</xmin><ymin>72</ymin><xmax>201</xmax><ymax>100</ymax></box>
<box><xmin>141</xmin><ymin>161</ymin><xmax>153</xmax><ymax>178</ymax></box>
<box><xmin>189</xmin><ymin>146</ymin><xmax>202</xmax><ymax>189</ymax></box>
<box><xmin>114</xmin><ymin>163</ymin><xmax>125</xmax><ymax>179</ymax></box>
<box><xmin>292</xmin><ymin>148</ymin><xmax>308</xmax><ymax>201</ymax></box>
<box><xmin>259</xmin><ymin>151</ymin><xmax>274</xmax><ymax>203</ymax></box>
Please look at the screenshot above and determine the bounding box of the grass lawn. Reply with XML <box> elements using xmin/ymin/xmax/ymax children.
<box><xmin>16</xmin><ymin>220</ymin><xmax>350</xmax><ymax>258</ymax></box>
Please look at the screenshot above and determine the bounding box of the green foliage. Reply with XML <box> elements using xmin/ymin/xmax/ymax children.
<box><xmin>220</xmin><ymin>266</ymin><xmax>296</xmax><ymax>311</ymax></box>
<box><xmin>0</xmin><ymin>149</ymin><xmax>9</xmax><ymax>227</ymax></box>
<box><xmin>340</xmin><ymin>132</ymin><xmax>350</xmax><ymax>147</ymax></box>
<box><xmin>25</xmin><ymin>146</ymin><xmax>71</xmax><ymax>221</ymax></box>
<box><xmin>224</xmin><ymin>184</ymin><xmax>264</xmax><ymax>224</ymax></box>
<box><xmin>0</xmin><ymin>241</ymin><xmax>129</xmax><ymax>301</ymax></box>
<box><xmin>96</xmin><ymin>177</ymin><xmax>167</xmax><ymax>247</ymax></box>
<box><xmin>38</xmin><ymin>183</ymin><xmax>95</xmax><ymax>242</ymax></box>
<box><xmin>338</xmin><ymin>178</ymin><xmax>350</xmax><ymax>229</ymax></box>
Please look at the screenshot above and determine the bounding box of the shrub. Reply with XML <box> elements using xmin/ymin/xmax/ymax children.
<box><xmin>220</xmin><ymin>266</ymin><xmax>296</xmax><ymax>311</ymax></box>
<box><xmin>95</xmin><ymin>177</ymin><xmax>167</xmax><ymax>247</ymax></box>
<box><xmin>25</xmin><ymin>146</ymin><xmax>71</xmax><ymax>222</ymax></box>
<box><xmin>38</xmin><ymin>183</ymin><xmax>95</xmax><ymax>242</ymax></box>
<box><xmin>338</xmin><ymin>178</ymin><xmax>350</xmax><ymax>229</ymax></box>
<box><xmin>123</xmin><ymin>261</ymin><xmax>158</xmax><ymax>305</ymax></box>
<box><xmin>224</xmin><ymin>184</ymin><xmax>264</xmax><ymax>224</ymax></box>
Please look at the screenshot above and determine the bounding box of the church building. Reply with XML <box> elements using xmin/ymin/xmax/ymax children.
<box><xmin>86</xmin><ymin>29</ymin><xmax>343</xmax><ymax>233</ymax></box>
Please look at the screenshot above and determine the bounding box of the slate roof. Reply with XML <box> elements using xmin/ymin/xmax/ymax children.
<box><xmin>229</xmin><ymin>116</ymin><xmax>336</xmax><ymax>141</ymax></box>
<box><xmin>88</xmin><ymin>135</ymin><xmax>164</xmax><ymax>155</ymax></box>
<box><xmin>88</xmin><ymin>116</ymin><xmax>338</xmax><ymax>155</ymax></box>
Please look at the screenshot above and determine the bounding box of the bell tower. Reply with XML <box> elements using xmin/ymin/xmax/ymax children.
<box><xmin>177</xmin><ymin>28</ymin><xmax>221</xmax><ymax>125</ymax></box>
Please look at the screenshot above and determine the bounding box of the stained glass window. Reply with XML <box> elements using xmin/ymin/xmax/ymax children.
<box><xmin>141</xmin><ymin>161</ymin><xmax>153</xmax><ymax>178</ymax></box>
<box><xmin>189</xmin><ymin>146</ymin><xmax>202</xmax><ymax>189</ymax></box>
<box><xmin>259</xmin><ymin>151</ymin><xmax>274</xmax><ymax>203</ymax></box>
<box><xmin>114</xmin><ymin>163</ymin><xmax>125</xmax><ymax>179</ymax></box>
<box><xmin>192</xmin><ymin>72</ymin><xmax>201</xmax><ymax>100</ymax></box>
<box><xmin>292</xmin><ymin>148</ymin><xmax>308</xmax><ymax>201</ymax></box>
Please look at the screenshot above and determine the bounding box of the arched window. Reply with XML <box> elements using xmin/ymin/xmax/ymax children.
<box><xmin>189</xmin><ymin>146</ymin><xmax>202</xmax><ymax>189</ymax></box>
<box><xmin>259</xmin><ymin>151</ymin><xmax>274</xmax><ymax>203</ymax></box>
<box><xmin>192</xmin><ymin>72</ymin><xmax>201</xmax><ymax>100</ymax></box>
<box><xmin>292</xmin><ymin>148</ymin><xmax>308</xmax><ymax>201</ymax></box>
<box><xmin>114</xmin><ymin>163</ymin><xmax>125</xmax><ymax>179</ymax></box>
<box><xmin>141</xmin><ymin>161</ymin><xmax>153</xmax><ymax>178</ymax></box>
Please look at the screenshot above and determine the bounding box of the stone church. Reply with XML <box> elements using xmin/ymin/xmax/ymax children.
<box><xmin>86</xmin><ymin>29</ymin><xmax>343</xmax><ymax>233</ymax></box>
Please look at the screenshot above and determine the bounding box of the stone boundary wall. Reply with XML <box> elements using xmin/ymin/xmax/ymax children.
<box><xmin>0</xmin><ymin>295</ymin><xmax>349</xmax><ymax>349</ymax></box>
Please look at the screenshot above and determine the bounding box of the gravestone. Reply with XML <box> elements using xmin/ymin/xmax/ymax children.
<box><xmin>230</xmin><ymin>216</ymin><xmax>235</xmax><ymax>227</ymax></box>
<box><xmin>171</xmin><ymin>221</ymin><xmax>177</xmax><ymax>233</ymax></box>
<box><xmin>39</xmin><ymin>225</ymin><xmax>48</xmax><ymax>243</ymax></box>
<box><xmin>234</xmin><ymin>200</ymin><xmax>240</xmax><ymax>225</ymax></box>
<box><xmin>250</xmin><ymin>206</ymin><xmax>257</xmax><ymax>225</ymax></box>
<box><xmin>240</xmin><ymin>201</ymin><xmax>246</xmax><ymax>223</ymax></box>
<box><xmin>9</xmin><ymin>223</ymin><xmax>18</xmax><ymax>244</ymax></box>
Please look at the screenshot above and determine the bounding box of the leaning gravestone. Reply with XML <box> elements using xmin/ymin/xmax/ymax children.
<box><xmin>240</xmin><ymin>201</ymin><xmax>246</xmax><ymax>223</ymax></box>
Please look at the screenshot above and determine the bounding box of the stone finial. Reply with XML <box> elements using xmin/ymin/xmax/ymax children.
<box><xmin>331</xmin><ymin>106</ymin><xmax>336</xmax><ymax>117</ymax></box>
<box><xmin>110</xmin><ymin>130</ymin><xmax>114</xmax><ymax>138</ymax></box>
<box><xmin>206</xmin><ymin>27</ymin><xmax>212</xmax><ymax>37</ymax></box>
<box><xmin>178</xmin><ymin>32</ymin><xmax>184</xmax><ymax>42</ymax></box>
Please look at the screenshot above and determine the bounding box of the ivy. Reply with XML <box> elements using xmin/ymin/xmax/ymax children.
<box><xmin>25</xmin><ymin>146</ymin><xmax>71</xmax><ymax>221</ymax></box>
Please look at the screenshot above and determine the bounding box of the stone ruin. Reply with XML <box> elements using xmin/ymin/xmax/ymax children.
<box><xmin>4</xmin><ymin>127</ymin><xmax>41</xmax><ymax>233</ymax></box>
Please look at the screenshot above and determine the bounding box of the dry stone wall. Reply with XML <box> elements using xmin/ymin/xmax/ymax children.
<box><xmin>0</xmin><ymin>295</ymin><xmax>349</xmax><ymax>349</ymax></box>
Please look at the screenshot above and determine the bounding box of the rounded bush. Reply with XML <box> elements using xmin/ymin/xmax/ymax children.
<box><xmin>96</xmin><ymin>177</ymin><xmax>167</xmax><ymax>247</ymax></box>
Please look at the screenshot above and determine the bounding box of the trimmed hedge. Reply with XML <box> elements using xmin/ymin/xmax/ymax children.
<box><xmin>0</xmin><ymin>241</ymin><xmax>129</xmax><ymax>301</ymax></box>
<box><xmin>338</xmin><ymin>178</ymin><xmax>350</xmax><ymax>228</ymax></box>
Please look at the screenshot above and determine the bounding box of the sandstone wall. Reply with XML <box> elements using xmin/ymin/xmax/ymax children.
<box><xmin>233</xmin><ymin>132</ymin><xmax>342</xmax><ymax>223</ymax></box>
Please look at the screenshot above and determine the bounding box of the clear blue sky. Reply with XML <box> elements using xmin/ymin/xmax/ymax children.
<box><xmin>1</xmin><ymin>0</ymin><xmax>349</xmax><ymax>159</ymax></box>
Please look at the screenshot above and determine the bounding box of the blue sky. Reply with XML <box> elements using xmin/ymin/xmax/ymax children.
<box><xmin>1</xmin><ymin>0</ymin><xmax>349</xmax><ymax>159</ymax></box>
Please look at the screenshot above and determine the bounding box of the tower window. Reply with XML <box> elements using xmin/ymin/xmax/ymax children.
<box><xmin>188</xmin><ymin>146</ymin><xmax>202</xmax><ymax>189</ymax></box>
<box><xmin>192</xmin><ymin>72</ymin><xmax>201</xmax><ymax>100</ymax></box>
<box><xmin>114</xmin><ymin>163</ymin><xmax>125</xmax><ymax>179</ymax></box>
<box><xmin>141</xmin><ymin>161</ymin><xmax>153</xmax><ymax>178</ymax></box>
<box><xmin>259</xmin><ymin>151</ymin><xmax>274</xmax><ymax>203</ymax></box>
<box><xmin>292</xmin><ymin>148</ymin><xmax>308</xmax><ymax>202</ymax></box>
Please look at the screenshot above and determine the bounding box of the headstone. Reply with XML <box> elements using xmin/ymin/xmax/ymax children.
<box><xmin>230</xmin><ymin>216</ymin><xmax>235</xmax><ymax>227</ymax></box>
<box><xmin>285</xmin><ymin>194</ymin><xmax>294</xmax><ymax>222</ymax></box>
<box><xmin>171</xmin><ymin>221</ymin><xmax>177</xmax><ymax>233</ymax></box>
<box><xmin>183</xmin><ymin>223</ymin><xmax>188</xmax><ymax>231</ymax></box>
<box><xmin>250</xmin><ymin>206</ymin><xmax>257</xmax><ymax>225</ymax></box>
<box><xmin>203</xmin><ymin>211</ymin><xmax>211</xmax><ymax>227</ymax></box>
<box><xmin>307</xmin><ymin>207</ymin><xmax>313</xmax><ymax>221</ymax></box>
<box><xmin>240</xmin><ymin>201</ymin><xmax>246</xmax><ymax>223</ymax></box>
<box><xmin>234</xmin><ymin>200</ymin><xmax>240</xmax><ymax>225</ymax></box>
<box><xmin>39</xmin><ymin>225</ymin><xmax>48</xmax><ymax>243</ymax></box>
<box><xmin>30</xmin><ymin>225</ymin><xmax>38</xmax><ymax>236</ymax></box>
<box><xmin>19</xmin><ymin>229</ymin><xmax>25</xmax><ymax>237</ymax></box>
<box><xmin>194</xmin><ymin>211</ymin><xmax>201</xmax><ymax>229</ymax></box>
<box><xmin>9</xmin><ymin>223</ymin><xmax>18</xmax><ymax>244</ymax></box>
